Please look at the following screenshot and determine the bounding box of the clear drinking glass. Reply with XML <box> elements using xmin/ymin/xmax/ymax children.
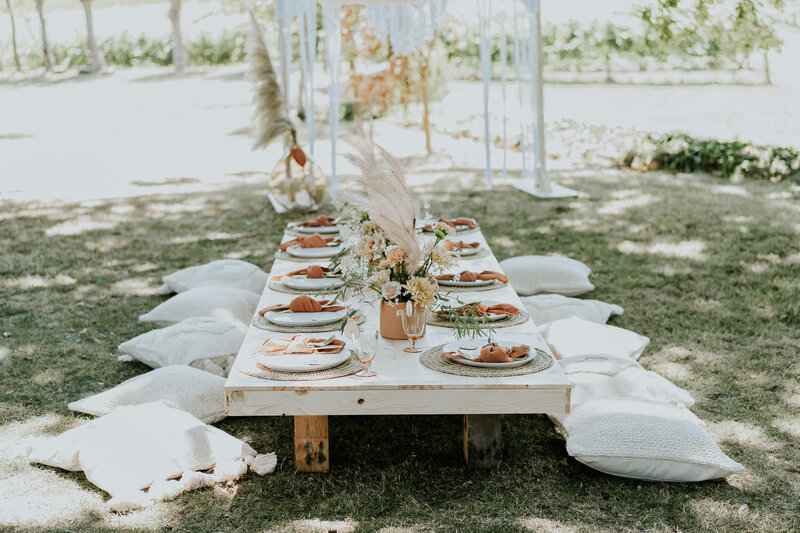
<box><xmin>400</xmin><ymin>304</ymin><xmax>426</xmax><ymax>353</ymax></box>
<box><xmin>354</xmin><ymin>330</ymin><xmax>378</xmax><ymax>377</ymax></box>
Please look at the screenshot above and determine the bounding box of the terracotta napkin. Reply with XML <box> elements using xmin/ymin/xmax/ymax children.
<box><xmin>279</xmin><ymin>233</ymin><xmax>338</xmax><ymax>251</ymax></box>
<box><xmin>443</xmin><ymin>240</ymin><xmax>480</xmax><ymax>251</ymax></box>
<box><xmin>257</xmin><ymin>334</ymin><xmax>346</xmax><ymax>355</ymax></box>
<box><xmin>436</xmin><ymin>301</ymin><xmax>520</xmax><ymax>317</ymax></box>
<box><xmin>276</xmin><ymin>265</ymin><xmax>330</xmax><ymax>279</ymax></box>
<box><xmin>259</xmin><ymin>295</ymin><xmax>345</xmax><ymax>315</ymax></box>
<box><xmin>422</xmin><ymin>217</ymin><xmax>478</xmax><ymax>231</ymax></box>
<box><xmin>294</xmin><ymin>215</ymin><xmax>336</xmax><ymax>227</ymax></box>
<box><xmin>435</xmin><ymin>270</ymin><xmax>508</xmax><ymax>283</ymax></box>
<box><xmin>442</xmin><ymin>342</ymin><xmax>530</xmax><ymax>363</ymax></box>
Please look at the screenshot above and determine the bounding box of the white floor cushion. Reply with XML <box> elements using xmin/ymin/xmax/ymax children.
<box><xmin>558</xmin><ymin>354</ymin><xmax>694</xmax><ymax>411</ymax></box>
<box><xmin>119</xmin><ymin>317</ymin><xmax>245</xmax><ymax>369</ymax></box>
<box><xmin>537</xmin><ymin>317</ymin><xmax>650</xmax><ymax>360</ymax></box>
<box><xmin>27</xmin><ymin>401</ymin><xmax>261</xmax><ymax>510</ymax></box>
<box><xmin>521</xmin><ymin>294</ymin><xmax>623</xmax><ymax>326</ymax></box>
<box><xmin>499</xmin><ymin>255</ymin><xmax>594</xmax><ymax>296</ymax></box>
<box><xmin>68</xmin><ymin>366</ymin><xmax>227</xmax><ymax>423</ymax></box>
<box><xmin>561</xmin><ymin>399</ymin><xmax>744</xmax><ymax>482</ymax></box>
<box><xmin>159</xmin><ymin>259</ymin><xmax>267</xmax><ymax>295</ymax></box>
<box><xmin>139</xmin><ymin>286</ymin><xmax>259</xmax><ymax>331</ymax></box>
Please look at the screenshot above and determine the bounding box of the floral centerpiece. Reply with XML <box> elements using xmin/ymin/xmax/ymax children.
<box><xmin>334</xmin><ymin>142</ymin><xmax>460</xmax><ymax>339</ymax></box>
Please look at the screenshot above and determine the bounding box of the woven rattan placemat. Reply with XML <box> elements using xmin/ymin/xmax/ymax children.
<box><xmin>419</xmin><ymin>344</ymin><xmax>553</xmax><ymax>377</ymax></box>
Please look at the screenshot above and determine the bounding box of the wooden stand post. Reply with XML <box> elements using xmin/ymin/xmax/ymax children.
<box><xmin>294</xmin><ymin>415</ymin><xmax>329</xmax><ymax>472</ymax></box>
<box><xmin>463</xmin><ymin>414</ymin><xmax>503</xmax><ymax>469</ymax></box>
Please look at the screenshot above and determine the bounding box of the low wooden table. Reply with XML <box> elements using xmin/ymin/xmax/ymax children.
<box><xmin>225</xmin><ymin>227</ymin><xmax>571</xmax><ymax>471</ymax></box>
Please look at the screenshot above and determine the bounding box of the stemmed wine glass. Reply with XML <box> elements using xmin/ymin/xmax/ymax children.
<box><xmin>400</xmin><ymin>303</ymin><xmax>426</xmax><ymax>353</ymax></box>
<box><xmin>353</xmin><ymin>329</ymin><xmax>378</xmax><ymax>378</ymax></box>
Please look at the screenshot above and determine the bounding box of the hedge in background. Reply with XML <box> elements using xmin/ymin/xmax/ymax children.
<box><xmin>623</xmin><ymin>133</ymin><xmax>800</xmax><ymax>182</ymax></box>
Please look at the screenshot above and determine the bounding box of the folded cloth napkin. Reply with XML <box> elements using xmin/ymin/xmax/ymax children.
<box><xmin>294</xmin><ymin>215</ymin><xmax>336</xmax><ymax>227</ymax></box>
<box><xmin>275</xmin><ymin>266</ymin><xmax>330</xmax><ymax>279</ymax></box>
<box><xmin>421</xmin><ymin>217</ymin><xmax>478</xmax><ymax>231</ymax></box>
<box><xmin>442</xmin><ymin>342</ymin><xmax>530</xmax><ymax>363</ymax></box>
<box><xmin>259</xmin><ymin>295</ymin><xmax>345</xmax><ymax>315</ymax></box>
<box><xmin>435</xmin><ymin>270</ymin><xmax>508</xmax><ymax>283</ymax></box>
<box><xmin>436</xmin><ymin>301</ymin><xmax>520</xmax><ymax>317</ymax></box>
<box><xmin>279</xmin><ymin>234</ymin><xmax>337</xmax><ymax>251</ymax></box>
<box><xmin>257</xmin><ymin>334</ymin><xmax>345</xmax><ymax>355</ymax></box>
<box><xmin>443</xmin><ymin>240</ymin><xmax>480</xmax><ymax>251</ymax></box>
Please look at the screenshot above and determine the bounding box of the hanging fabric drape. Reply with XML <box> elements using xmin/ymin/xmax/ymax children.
<box><xmin>296</xmin><ymin>0</ymin><xmax>318</xmax><ymax>156</ymax></box>
<box><xmin>477</xmin><ymin>0</ymin><xmax>492</xmax><ymax>188</ymax></box>
<box><xmin>500</xmin><ymin>10</ymin><xmax>507</xmax><ymax>180</ymax></box>
<box><xmin>322</xmin><ymin>4</ymin><xmax>342</xmax><ymax>192</ymax></box>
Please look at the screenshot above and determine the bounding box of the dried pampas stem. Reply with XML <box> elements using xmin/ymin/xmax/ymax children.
<box><xmin>343</xmin><ymin>140</ymin><xmax>423</xmax><ymax>272</ymax></box>
<box><xmin>248</xmin><ymin>11</ymin><xmax>295</xmax><ymax>150</ymax></box>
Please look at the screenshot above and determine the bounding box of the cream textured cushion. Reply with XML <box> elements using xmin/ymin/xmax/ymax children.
<box><xmin>119</xmin><ymin>317</ymin><xmax>245</xmax><ymax>369</ymax></box>
<box><xmin>27</xmin><ymin>401</ymin><xmax>261</xmax><ymax>510</ymax></box>
<box><xmin>499</xmin><ymin>255</ymin><xmax>594</xmax><ymax>296</ymax></box>
<box><xmin>520</xmin><ymin>294</ymin><xmax>623</xmax><ymax>326</ymax></box>
<box><xmin>560</xmin><ymin>399</ymin><xmax>744</xmax><ymax>482</ymax></box>
<box><xmin>159</xmin><ymin>259</ymin><xmax>267</xmax><ymax>295</ymax></box>
<box><xmin>557</xmin><ymin>354</ymin><xmax>694</xmax><ymax>411</ymax></box>
<box><xmin>538</xmin><ymin>317</ymin><xmax>650</xmax><ymax>360</ymax></box>
<box><xmin>68</xmin><ymin>366</ymin><xmax>227</xmax><ymax>423</ymax></box>
<box><xmin>139</xmin><ymin>287</ymin><xmax>259</xmax><ymax>331</ymax></box>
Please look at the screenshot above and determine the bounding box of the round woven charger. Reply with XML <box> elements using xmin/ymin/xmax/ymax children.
<box><xmin>437</xmin><ymin>279</ymin><xmax>507</xmax><ymax>293</ymax></box>
<box><xmin>426</xmin><ymin>309</ymin><xmax>530</xmax><ymax>330</ymax></box>
<box><xmin>285</xmin><ymin>227</ymin><xmax>341</xmax><ymax>238</ymax></box>
<box><xmin>453</xmin><ymin>247</ymin><xmax>489</xmax><ymax>260</ymax></box>
<box><xmin>251</xmin><ymin>310</ymin><xmax>366</xmax><ymax>333</ymax></box>
<box><xmin>274</xmin><ymin>250</ymin><xmax>339</xmax><ymax>263</ymax></box>
<box><xmin>266</xmin><ymin>279</ymin><xmax>342</xmax><ymax>296</ymax></box>
<box><xmin>419</xmin><ymin>344</ymin><xmax>553</xmax><ymax>377</ymax></box>
<box><xmin>238</xmin><ymin>353</ymin><xmax>361</xmax><ymax>381</ymax></box>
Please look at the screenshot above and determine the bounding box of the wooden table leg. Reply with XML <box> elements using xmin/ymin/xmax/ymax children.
<box><xmin>294</xmin><ymin>415</ymin><xmax>329</xmax><ymax>472</ymax></box>
<box><xmin>463</xmin><ymin>414</ymin><xmax>503</xmax><ymax>469</ymax></box>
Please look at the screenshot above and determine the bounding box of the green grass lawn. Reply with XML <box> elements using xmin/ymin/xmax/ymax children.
<box><xmin>1</xmin><ymin>168</ymin><xmax>799</xmax><ymax>532</ymax></box>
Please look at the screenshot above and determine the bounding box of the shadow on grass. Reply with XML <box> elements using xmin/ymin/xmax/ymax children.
<box><xmin>1</xmin><ymin>172</ymin><xmax>799</xmax><ymax>531</ymax></box>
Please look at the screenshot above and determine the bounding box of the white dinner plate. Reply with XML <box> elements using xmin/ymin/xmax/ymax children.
<box><xmin>442</xmin><ymin>339</ymin><xmax>533</xmax><ymax>368</ymax></box>
<box><xmin>264</xmin><ymin>308</ymin><xmax>346</xmax><ymax>327</ymax></box>
<box><xmin>436</xmin><ymin>300</ymin><xmax>508</xmax><ymax>322</ymax></box>
<box><xmin>285</xmin><ymin>244</ymin><xmax>342</xmax><ymax>258</ymax></box>
<box><xmin>292</xmin><ymin>224</ymin><xmax>342</xmax><ymax>235</ymax></box>
<box><xmin>437</xmin><ymin>278</ymin><xmax>494</xmax><ymax>288</ymax></box>
<box><xmin>281</xmin><ymin>276</ymin><xmax>345</xmax><ymax>291</ymax></box>
<box><xmin>255</xmin><ymin>348</ymin><xmax>350</xmax><ymax>373</ymax></box>
<box><xmin>455</xmin><ymin>246</ymin><xmax>481</xmax><ymax>257</ymax></box>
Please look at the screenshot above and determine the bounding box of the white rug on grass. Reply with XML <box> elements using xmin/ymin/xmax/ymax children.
<box><xmin>26</xmin><ymin>401</ymin><xmax>276</xmax><ymax>511</ymax></box>
<box><xmin>68</xmin><ymin>366</ymin><xmax>227</xmax><ymax>423</ymax></box>
<box><xmin>158</xmin><ymin>259</ymin><xmax>267</xmax><ymax>295</ymax></box>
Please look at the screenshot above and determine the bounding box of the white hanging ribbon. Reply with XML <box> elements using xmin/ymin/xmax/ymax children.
<box><xmin>477</xmin><ymin>0</ymin><xmax>492</xmax><ymax>188</ymax></box>
<box><xmin>322</xmin><ymin>4</ymin><xmax>341</xmax><ymax>192</ymax></box>
<box><xmin>500</xmin><ymin>10</ymin><xmax>507</xmax><ymax>180</ymax></box>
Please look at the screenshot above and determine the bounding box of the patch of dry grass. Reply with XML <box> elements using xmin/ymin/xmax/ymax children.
<box><xmin>1</xmin><ymin>168</ymin><xmax>799</xmax><ymax>532</ymax></box>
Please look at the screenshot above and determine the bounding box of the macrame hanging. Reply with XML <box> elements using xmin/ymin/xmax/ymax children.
<box><xmin>322</xmin><ymin>4</ymin><xmax>342</xmax><ymax>191</ymax></box>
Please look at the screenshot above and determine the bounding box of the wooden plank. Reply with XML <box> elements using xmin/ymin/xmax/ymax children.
<box><xmin>227</xmin><ymin>387</ymin><xmax>569</xmax><ymax>416</ymax></box>
<box><xmin>463</xmin><ymin>414</ymin><xmax>503</xmax><ymax>469</ymax></box>
<box><xmin>294</xmin><ymin>415</ymin><xmax>329</xmax><ymax>472</ymax></box>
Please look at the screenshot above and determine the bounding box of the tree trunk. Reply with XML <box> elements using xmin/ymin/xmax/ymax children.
<box><xmin>5</xmin><ymin>0</ymin><xmax>22</xmax><ymax>71</ymax></box>
<box><xmin>81</xmin><ymin>0</ymin><xmax>105</xmax><ymax>72</ymax></box>
<box><xmin>763</xmin><ymin>50</ymin><xmax>771</xmax><ymax>85</ymax></box>
<box><xmin>420</xmin><ymin>50</ymin><xmax>431</xmax><ymax>155</ymax></box>
<box><xmin>169</xmin><ymin>0</ymin><xmax>187</xmax><ymax>72</ymax></box>
<box><xmin>35</xmin><ymin>0</ymin><xmax>53</xmax><ymax>71</ymax></box>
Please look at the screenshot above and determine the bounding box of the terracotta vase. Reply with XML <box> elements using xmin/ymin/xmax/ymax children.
<box><xmin>380</xmin><ymin>300</ymin><xmax>427</xmax><ymax>340</ymax></box>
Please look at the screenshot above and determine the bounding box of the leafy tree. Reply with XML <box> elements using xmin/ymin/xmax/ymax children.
<box><xmin>4</xmin><ymin>0</ymin><xmax>22</xmax><ymax>70</ymax></box>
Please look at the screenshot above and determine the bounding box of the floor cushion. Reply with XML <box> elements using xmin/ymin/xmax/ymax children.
<box><xmin>558</xmin><ymin>354</ymin><xmax>695</xmax><ymax>411</ymax></box>
<box><xmin>158</xmin><ymin>259</ymin><xmax>267</xmax><ymax>295</ymax></box>
<box><xmin>559</xmin><ymin>399</ymin><xmax>744</xmax><ymax>482</ymax></box>
<box><xmin>520</xmin><ymin>294</ymin><xmax>623</xmax><ymax>326</ymax></box>
<box><xmin>537</xmin><ymin>317</ymin><xmax>650</xmax><ymax>360</ymax></box>
<box><xmin>119</xmin><ymin>317</ymin><xmax>245</xmax><ymax>369</ymax></box>
<box><xmin>139</xmin><ymin>286</ymin><xmax>259</xmax><ymax>331</ymax></box>
<box><xmin>27</xmin><ymin>401</ymin><xmax>263</xmax><ymax>510</ymax></box>
<box><xmin>499</xmin><ymin>255</ymin><xmax>594</xmax><ymax>296</ymax></box>
<box><xmin>68</xmin><ymin>366</ymin><xmax>227</xmax><ymax>423</ymax></box>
